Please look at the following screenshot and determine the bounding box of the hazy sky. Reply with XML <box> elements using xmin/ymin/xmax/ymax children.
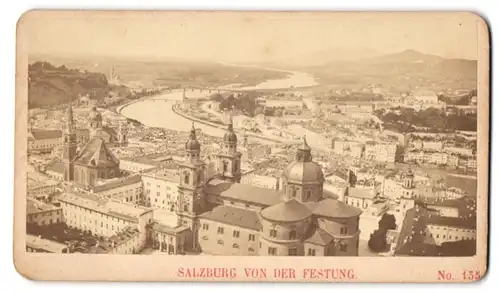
<box><xmin>21</xmin><ymin>11</ymin><xmax>480</xmax><ymax>62</ymax></box>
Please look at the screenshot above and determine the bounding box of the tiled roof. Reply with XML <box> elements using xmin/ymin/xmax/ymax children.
<box><xmin>30</xmin><ymin>129</ymin><xmax>62</xmax><ymax>140</ymax></box>
<box><xmin>92</xmin><ymin>174</ymin><xmax>142</xmax><ymax>193</ymax></box>
<box><xmin>204</xmin><ymin>179</ymin><xmax>282</xmax><ymax>207</ymax></box>
<box><xmin>150</xmin><ymin>222</ymin><xmax>190</xmax><ymax>235</ymax></box>
<box><xmin>27</xmin><ymin>198</ymin><xmax>61</xmax><ymax>214</ymax></box>
<box><xmin>312</xmin><ymin>198</ymin><xmax>363</xmax><ymax>219</ymax></box>
<box><xmin>26</xmin><ymin>234</ymin><xmax>67</xmax><ymax>252</ymax></box>
<box><xmin>427</xmin><ymin>215</ymin><xmax>476</xmax><ymax>230</ymax></box>
<box><xmin>58</xmin><ymin>192</ymin><xmax>150</xmax><ymax>223</ymax></box>
<box><xmin>199</xmin><ymin>205</ymin><xmax>261</xmax><ymax>231</ymax></box>
<box><xmin>304</xmin><ymin>228</ymin><xmax>333</xmax><ymax>246</ymax></box>
<box><xmin>73</xmin><ymin>137</ymin><xmax>119</xmax><ymax>167</ymax></box>
<box><xmin>395</xmin><ymin>205</ymin><xmax>476</xmax><ymax>256</ymax></box>
<box><xmin>347</xmin><ymin>187</ymin><xmax>376</xmax><ymax>199</ymax></box>
<box><xmin>260</xmin><ymin>199</ymin><xmax>312</xmax><ymax>222</ymax></box>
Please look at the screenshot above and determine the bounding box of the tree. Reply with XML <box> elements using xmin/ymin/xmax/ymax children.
<box><xmin>378</xmin><ymin>213</ymin><xmax>397</xmax><ymax>231</ymax></box>
<box><xmin>368</xmin><ymin>229</ymin><xmax>389</xmax><ymax>252</ymax></box>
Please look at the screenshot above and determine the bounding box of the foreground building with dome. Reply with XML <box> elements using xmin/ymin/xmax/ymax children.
<box><xmin>53</xmin><ymin>102</ymin><xmax>361</xmax><ymax>256</ymax></box>
<box><xmin>186</xmin><ymin>120</ymin><xmax>363</xmax><ymax>256</ymax></box>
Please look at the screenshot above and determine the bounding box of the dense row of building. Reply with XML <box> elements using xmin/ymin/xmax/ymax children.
<box><xmin>27</xmin><ymin>103</ymin><xmax>367</xmax><ymax>256</ymax></box>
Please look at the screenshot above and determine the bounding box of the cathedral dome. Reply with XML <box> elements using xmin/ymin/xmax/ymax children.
<box><xmin>282</xmin><ymin>136</ymin><xmax>324</xmax><ymax>184</ymax></box>
<box><xmin>89</xmin><ymin>106</ymin><xmax>102</xmax><ymax>122</ymax></box>
<box><xmin>282</xmin><ymin>161</ymin><xmax>324</xmax><ymax>184</ymax></box>
<box><xmin>185</xmin><ymin>123</ymin><xmax>200</xmax><ymax>151</ymax></box>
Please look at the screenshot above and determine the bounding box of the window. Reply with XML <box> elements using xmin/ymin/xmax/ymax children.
<box><xmin>232</xmin><ymin>243</ymin><xmax>239</xmax><ymax>249</ymax></box>
<box><xmin>248</xmin><ymin>247</ymin><xmax>255</xmax><ymax>253</ymax></box>
<box><xmin>288</xmin><ymin>248</ymin><xmax>298</xmax><ymax>256</ymax></box>
<box><xmin>184</xmin><ymin>205</ymin><xmax>188</xmax><ymax>212</ymax></box>
<box><xmin>233</xmin><ymin>230</ymin><xmax>240</xmax><ymax>238</ymax></box>
<box><xmin>339</xmin><ymin>243</ymin><xmax>347</xmax><ymax>252</ymax></box>
<box><xmin>202</xmin><ymin>223</ymin><xmax>209</xmax><ymax>230</ymax></box>
<box><xmin>248</xmin><ymin>234</ymin><xmax>255</xmax><ymax>241</ymax></box>
<box><xmin>307</xmin><ymin>248</ymin><xmax>316</xmax><ymax>256</ymax></box>
<box><xmin>217</xmin><ymin>240</ymin><xmax>224</xmax><ymax>245</ymax></box>
<box><xmin>217</xmin><ymin>227</ymin><xmax>224</xmax><ymax>234</ymax></box>
<box><xmin>289</xmin><ymin>231</ymin><xmax>296</xmax><ymax>240</ymax></box>
<box><xmin>270</xmin><ymin>229</ymin><xmax>277</xmax><ymax>237</ymax></box>
<box><xmin>184</xmin><ymin>173</ymin><xmax>190</xmax><ymax>185</ymax></box>
<box><xmin>202</xmin><ymin>236</ymin><xmax>208</xmax><ymax>240</ymax></box>
<box><xmin>268</xmin><ymin>247</ymin><xmax>277</xmax><ymax>255</ymax></box>
<box><xmin>340</xmin><ymin>227</ymin><xmax>348</xmax><ymax>235</ymax></box>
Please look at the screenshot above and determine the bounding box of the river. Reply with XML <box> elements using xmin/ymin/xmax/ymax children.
<box><xmin>119</xmin><ymin>66</ymin><xmax>319</xmax><ymax>142</ymax></box>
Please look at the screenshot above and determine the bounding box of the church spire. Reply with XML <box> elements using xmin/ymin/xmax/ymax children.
<box><xmin>190</xmin><ymin>122</ymin><xmax>197</xmax><ymax>140</ymax></box>
<box><xmin>296</xmin><ymin>136</ymin><xmax>312</xmax><ymax>162</ymax></box>
<box><xmin>65</xmin><ymin>100</ymin><xmax>74</xmax><ymax>133</ymax></box>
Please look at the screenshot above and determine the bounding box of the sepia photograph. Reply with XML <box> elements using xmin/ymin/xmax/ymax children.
<box><xmin>13</xmin><ymin>10</ymin><xmax>489</xmax><ymax>282</ymax></box>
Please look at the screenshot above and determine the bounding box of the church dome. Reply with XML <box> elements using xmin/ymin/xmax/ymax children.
<box><xmin>282</xmin><ymin>161</ymin><xmax>324</xmax><ymax>184</ymax></box>
<box><xmin>185</xmin><ymin>123</ymin><xmax>200</xmax><ymax>151</ymax></box>
<box><xmin>89</xmin><ymin>106</ymin><xmax>102</xmax><ymax>122</ymax></box>
<box><xmin>282</xmin><ymin>136</ymin><xmax>324</xmax><ymax>184</ymax></box>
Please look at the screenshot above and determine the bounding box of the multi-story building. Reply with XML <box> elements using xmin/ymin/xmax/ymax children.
<box><xmin>364</xmin><ymin>141</ymin><xmax>397</xmax><ymax>163</ymax></box>
<box><xmin>27</xmin><ymin>198</ymin><xmax>62</xmax><ymax>227</ymax></box>
<box><xmin>142</xmin><ymin>169</ymin><xmax>179</xmax><ymax>211</ymax></box>
<box><xmin>28</xmin><ymin>128</ymin><xmax>90</xmax><ymax>155</ymax></box>
<box><xmin>27</xmin><ymin>177</ymin><xmax>59</xmax><ymax>198</ymax></box>
<box><xmin>58</xmin><ymin>192</ymin><xmax>153</xmax><ymax>238</ymax></box>
<box><xmin>198</xmin><ymin>131</ymin><xmax>362</xmax><ymax>256</ymax></box>
<box><xmin>119</xmin><ymin>153</ymin><xmax>176</xmax><ymax>173</ymax></box>
<box><xmin>332</xmin><ymin>140</ymin><xmax>364</xmax><ymax>158</ymax></box>
<box><xmin>91</xmin><ymin>174</ymin><xmax>143</xmax><ymax>204</ymax></box>
<box><xmin>27</xmin><ymin>129</ymin><xmax>62</xmax><ymax>154</ymax></box>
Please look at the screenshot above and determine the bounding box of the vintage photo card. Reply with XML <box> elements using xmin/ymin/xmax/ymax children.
<box><xmin>14</xmin><ymin>10</ymin><xmax>489</xmax><ymax>282</ymax></box>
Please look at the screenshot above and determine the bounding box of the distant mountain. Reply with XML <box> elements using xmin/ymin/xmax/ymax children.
<box><xmin>363</xmin><ymin>49</ymin><xmax>446</xmax><ymax>64</ymax></box>
<box><xmin>265</xmin><ymin>47</ymin><xmax>382</xmax><ymax>68</ymax></box>
<box><xmin>303</xmin><ymin>49</ymin><xmax>477</xmax><ymax>89</ymax></box>
<box><xmin>28</xmin><ymin>61</ymin><xmax>112</xmax><ymax>109</ymax></box>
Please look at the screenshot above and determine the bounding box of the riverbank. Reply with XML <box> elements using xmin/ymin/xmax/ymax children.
<box><xmin>171</xmin><ymin>103</ymin><xmax>296</xmax><ymax>145</ymax></box>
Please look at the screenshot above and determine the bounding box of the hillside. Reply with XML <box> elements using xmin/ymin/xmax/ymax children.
<box><xmin>301</xmin><ymin>49</ymin><xmax>477</xmax><ymax>90</ymax></box>
<box><xmin>28</xmin><ymin>61</ymin><xmax>111</xmax><ymax>109</ymax></box>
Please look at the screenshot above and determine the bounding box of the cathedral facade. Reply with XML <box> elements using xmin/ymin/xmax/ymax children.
<box><xmin>172</xmin><ymin>120</ymin><xmax>362</xmax><ymax>256</ymax></box>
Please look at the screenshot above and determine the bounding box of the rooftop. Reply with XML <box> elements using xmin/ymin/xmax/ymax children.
<box><xmin>26</xmin><ymin>234</ymin><xmax>67</xmax><ymax>252</ymax></box>
<box><xmin>311</xmin><ymin>198</ymin><xmax>363</xmax><ymax>219</ymax></box>
<box><xmin>150</xmin><ymin>222</ymin><xmax>190</xmax><ymax>235</ymax></box>
<box><xmin>121</xmin><ymin>152</ymin><xmax>175</xmax><ymax>166</ymax></box>
<box><xmin>92</xmin><ymin>174</ymin><xmax>142</xmax><ymax>193</ymax></box>
<box><xmin>27</xmin><ymin>198</ymin><xmax>61</xmax><ymax>214</ymax></box>
<box><xmin>199</xmin><ymin>205</ymin><xmax>261</xmax><ymax>231</ymax></box>
<box><xmin>58</xmin><ymin>192</ymin><xmax>150</xmax><ymax>223</ymax></box>
<box><xmin>260</xmin><ymin>199</ymin><xmax>312</xmax><ymax>223</ymax></box>
<box><xmin>142</xmin><ymin>168</ymin><xmax>178</xmax><ymax>182</ymax></box>
<box><xmin>304</xmin><ymin>227</ymin><xmax>334</xmax><ymax>246</ymax></box>
<box><xmin>347</xmin><ymin>187</ymin><xmax>376</xmax><ymax>199</ymax></box>
<box><xmin>73</xmin><ymin>137</ymin><xmax>119</xmax><ymax>168</ymax></box>
<box><xmin>29</xmin><ymin>129</ymin><xmax>62</xmax><ymax>140</ymax></box>
<box><xmin>87</xmin><ymin>226</ymin><xmax>140</xmax><ymax>254</ymax></box>
<box><xmin>204</xmin><ymin>178</ymin><xmax>282</xmax><ymax>207</ymax></box>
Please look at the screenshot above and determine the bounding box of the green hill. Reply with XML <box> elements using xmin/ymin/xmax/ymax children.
<box><xmin>28</xmin><ymin>61</ymin><xmax>111</xmax><ymax>109</ymax></box>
